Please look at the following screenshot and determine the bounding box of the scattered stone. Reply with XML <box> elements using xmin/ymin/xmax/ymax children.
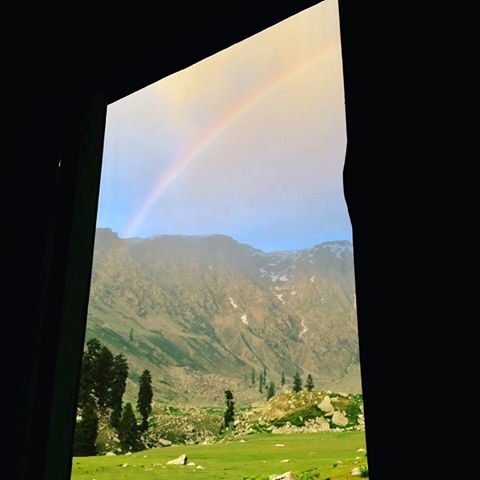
<box><xmin>275</xmin><ymin>444</ymin><xmax>285</xmax><ymax>447</ymax></box>
<box><xmin>145</xmin><ymin>468</ymin><xmax>153</xmax><ymax>471</ymax></box>
<box><xmin>280</xmin><ymin>459</ymin><xmax>290</xmax><ymax>463</ymax></box>
<box><xmin>351</xmin><ymin>467</ymin><xmax>362</xmax><ymax>476</ymax></box>
<box><xmin>121</xmin><ymin>463</ymin><xmax>128</xmax><ymax>467</ymax></box>
<box><xmin>167</xmin><ymin>454</ymin><xmax>188</xmax><ymax>465</ymax></box>
<box><xmin>143</xmin><ymin>455</ymin><xmax>147</xmax><ymax>458</ymax></box>
<box><xmin>105</xmin><ymin>452</ymin><xmax>116</xmax><ymax>456</ymax></box>
<box><xmin>270</xmin><ymin>472</ymin><xmax>297</xmax><ymax>480</ymax></box>
<box><xmin>356</xmin><ymin>448</ymin><xmax>366</xmax><ymax>452</ymax></box>
<box><xmin>125</xmin><ymin>452</ymin><xmax>132</xmax><ymax>456</ymax></box>
<box><xmin>318</xmin><ymin>396</ymin><xmax>334</xmax><ymax>413</ymax></box>
<box><xmin>196</xmin><ymin>465</ymin><xmax>205</xmax><ymax>469</ymax></box>
<box><xmin>331</xmin><ymin>411</ymin><xmax>349</xmax><ymax>427</ymax></box>
<box><xmin>355</xmin><ymin>456</ymin><xmax>361</xmax><ymax>460</ymax></box>
<box><xmin>158</xmin><ymin>438</ymin><xmax>173</xmax><ymax>447</ymax></box>
<box><xmin>239</xmin><ymin>439</ymin><xmax>246</xmax><ymax>443</ymax></box>
<box><xmin>187</xmin><ymin>462</ymin><xmax>196</xmax><ymax>466</ymax></box>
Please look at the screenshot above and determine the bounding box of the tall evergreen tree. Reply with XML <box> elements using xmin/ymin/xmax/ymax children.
<box><xmin>251</xmin><ymin>367</ymin><xmax>256</xmax><ymax>385</ymax></box>
<box><xmin>129</xmin><ymin>328</ymin><xmax>134</xmax><ymax>342</ymax></box>
<box><xmin>281</xmin><ymin>371</ymin><xmax>286</xmax><ymax>386</ymax></box>
<box><xmin>305</xmin><ymin>374</ymin><xmax>314</xmax><ymax>392</ymax></box>
<box><xmin>73</xmin><ymin>396</ymin><xmax>98</xmax><ymax>456</ymax></box>
<box><xmin>258</xmin><ymin>372</ymin><xmax>264</xmax><ymax>393</ymax></box>
<box><xmin>137</xmin><ymin>370</ymin><xmax>153</xmax><ymax>431</ymax></box>
<box><xmin>77</xmin><ymin>338</ymin><xmax>102</xmax><ymax>408</ymax></box>
<box><xmin>292</xmin><ymin>372</ymin><xmax>302</xmax><ymax>393</ymax></box>
<box><xmin>223</xmin><ymin>390</ymin><xmax>235</xmax><ymax>428</ymax></box>
<box><xmin>266</xmin><ymin>381</ymin><xmax>276</xmax><ymax>400</ymax></box>
<box><xmin>94</xmin><ymin>346</ymin><xmax>114</xmax><ymax>408</ymax></box>
<box><xmin>118</xmin><ymin>402</ymin><xmax>141</xmax><ymax>452</ymax></box>
<box><xmin>263</xmin><ymin>366</ymin><xmax>267</xmax><ymax>381</ymax></box>
<box><xmin>109</xmin><ymin>353</ymin><xmax>129</xmax><ymax>429</ymax></box>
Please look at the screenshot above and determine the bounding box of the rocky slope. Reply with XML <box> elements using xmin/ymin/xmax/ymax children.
<box><xmin>86</xmin><ymin>228</ymin><xmax>361</xmax><ymax>403</ymax></box>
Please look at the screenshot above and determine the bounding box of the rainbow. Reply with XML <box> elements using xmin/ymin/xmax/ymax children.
<box><xmin>122</xmin><ymin>44</ymin><xmax>340</xmax><ymax>238</ymax></box>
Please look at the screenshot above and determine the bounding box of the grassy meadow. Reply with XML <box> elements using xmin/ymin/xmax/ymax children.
<box><xmin>71</xmin><ymin>431</ymin><xmax>367</xmax><ymax>480</ymax></box>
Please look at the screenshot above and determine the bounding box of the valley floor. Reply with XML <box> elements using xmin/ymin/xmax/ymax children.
<box><xmin>71</xmin><ymin>431</ymin><xmax>367</xmax><ymax>479</ymax></box>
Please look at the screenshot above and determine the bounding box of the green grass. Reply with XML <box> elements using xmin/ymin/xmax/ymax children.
<box><xmin>71</xmin><ymin>431</ymin><xmax>367</xmax><ymax>479</ymax></box>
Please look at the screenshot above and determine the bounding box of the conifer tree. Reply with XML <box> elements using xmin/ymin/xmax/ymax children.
<box><xmin>259</xmin><ymin>372</ymin><xmax>264</xmax><ymax>393</ymax></box>
<box><xmin>281</xmin><ymin>371</ymin><xmax>286</xmax><ymax>386</ymax></box>
<box><xmin>118</xmin><ymin>402</ymin><xmax>140</xmax><ymax>452</ymax></box>
<box><xmin>305</xmin><ymin>374</ymin><xmax>314</xmax><ymax>392</ymax></box>
<box><xmin>94</xmin><ymin>346</ymin><xmax>114</xmax><ymax>408</ymax></box>
<box><xmin>77</xmin><ymin>338</ymin><xmax>102</xmax><ymax>408</ymax></box>
<box><xmin>263</xmin><ymin>366</ymin><xmax>267</xmax><ymax>381</ymax></box>
<box><xmin>266</xmin><ymin>381</ymin><xmax>276</xmax><ymax>400</ymax></box>
<box><xmin>223</xmin><ymin>390</ymin><xmax>235</xmax><ymax>428</ymax></box>
<box><xmin>73</xmin><ymin>396</ymin><xmax>98</xmax><ymax>456</ymax></box>
<box><xmin>251</xmin><ymin>367</ymin><xmax>256</xmax><ymax>385</ymax></box>
<box><xmin>109</xmin><ymin>353</ymin><xmax>129</xmax><ymax>429</ymax></box>
<box><xmin>137</xmin><ymin>370</ymin><xmax>153</xmax><ymax>431</ymax></box>
<box><xmin>292</xmin><ymin>371</ymin><xmax>302</xmax><ymax>393</ymax></box>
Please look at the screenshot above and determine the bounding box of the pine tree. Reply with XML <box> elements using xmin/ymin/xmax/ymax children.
<box><xmin>258</xmin><ymin>372</ymin><xmax>264</xmax><ymax>393</ymax></box>
<box><xmin>251</xmin><ymin>367</ymin><xmax>256</xmax><ymax>385</ymax></box>
<box><xmin>94</xmin><ymin>346</ymin><xmax>114</xmax><ymax>408</ymax></box>
<box><xmin>137</xmin><ymin>370</ymin><xmax>153</xmax><ymax>431</ymax></box>
<box><xmin>244</xmin><ymin>373</ymin><xmax>248</xmax><ymax>383</ymax></box>
<box><xmin>263</xmin><ymin>366</ymin><xmax>267</xmax><ymax>381</ymax></box>
<box><xmin>281</xmin><ymin>371</ymin><xmax>286</xmax><ymax>386</ymax></box>
<box><xmin>118</xmin><ymin>403</ymin><xmax>140</xmax><ymax>452</ymax></box>
<box><xmin>109</xmin><ymin>353</ymin><xmax>129</xmax><ymax>429</ymax></box>
<box><xmin>77</xmin><ymin>338</ymin><xmax>102</xmax><ymax>408</ymax></box>
<box><xmin>266</xmin><ymin>381</ymin><xmax>276</xmax><ymax>400</ymax></box>
<box><xmin>292</xmin><ymin>372</ymin><xmax>302</xmax><ymax>393</ymax></box>
<box><xmin>129</xmin><ymin>328</ymin><xmax>134</xmax><ymax>342</ymax></box>
<box><xmin>223</xmin><ymin>390</ymin><xmax>235</xmax><ymax>428</ymax></box>
<box><xmin>305</xmin><ymin>374</ymin><xmax>314</xmax><ymax>392</ymax></box>
<box><xmin>73</xmin><ymin>396</ymin><xmax>98</xmax><ymax>456</ymax></box>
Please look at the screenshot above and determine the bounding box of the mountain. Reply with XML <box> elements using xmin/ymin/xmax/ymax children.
<box><xmin>86</xmin><ymin>228</ymin><xmax>361</xmax><ymax>405</ymax></box>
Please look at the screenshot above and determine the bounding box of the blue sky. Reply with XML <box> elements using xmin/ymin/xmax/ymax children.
<box><xmin>96</xmin><ymin>0</ymin><xmax>351</xmax><ymax>252</ymax></box>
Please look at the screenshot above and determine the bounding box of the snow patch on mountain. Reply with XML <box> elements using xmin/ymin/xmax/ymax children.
<box><xmin>229</xmin><ymin>297</ymin><xmax>238</xmax><ymax>309</ymax></box>
<box><xmin>275</xmin><ymin>294</ymin><xmax>285</xmax><ymax>304</ymax></box>
<box><xmin>241</xmin><ymin>314</ymin><xmax>248</xmax><ymax>325</ymax></box>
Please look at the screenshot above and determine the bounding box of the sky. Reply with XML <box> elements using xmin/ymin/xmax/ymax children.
<box><xmin>96</xmin><ymin>0</ymin><xmax>350</xmax><ymax>252</ymax></box>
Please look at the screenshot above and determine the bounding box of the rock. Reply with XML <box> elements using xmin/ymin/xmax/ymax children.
<box><xmin>187</xmin><ymin>462</ymin><xmax>196</xmax><ymax>466</ymax></box>
<box><xmin>196</xmin><ymin>465</ymin><xmax>205</xmax><ymax>469</ymax></box>
<box><xmin>318</xmin><ymin>396</ymin><xmax>334</xmax><ymax>413</ymax></box>
<box><xmin>351</xmin><ymin>467</ymin><xmax>362</xmax><ymax>475</ymax></box>
<box><xmin>122</xmin><ymin>463</ymin><xmax>128</xmax><ymax>467</ymax></box>
<box><xmin>158</xmin><ymin>438</ymin><xmax>173</xmax><ymax>447</ymax></box>
<box><xmin>315</xmin><ymin>417</ymin><xmax>330</xmax><ymax>431</ymax></box>
<box><xmin>331</xmin><ymin>411</ymin><xmax>349</xmax><ymax>427</ymax></box>
<box><xmin>239</xmin><ymin>439</ymin><xmax>246</xmax><ymax>443</ymax></box>
<box><xmin>105</xmin><ymin>452</ymin><xmax>116</xmax><ymax>456</ymax></box>
<box><xmin>356</xmin><ymin>448</ymin><xmax>366</xmax><ymax>452</ymax></box>
<box><xmin>125</xmin><ymin>452</ymin><xmax>132</xmax><ymax>456</ymax></box>
<box><xmin>167</xmin><ymin>454</ymin><xmax>188</xmax><ymax>465</ymax></box>
<box><xmin>275</xmin><ymin>444</ymin><xmax>285</xmax><ymax>447</ymax></box>
<box><xmin>280</xmin><ymin>459</ymin><xmax>290</xmax><ymax>462</ymax></box>
<box><xmin>270</xmin><ymin>472</ymin><xmax>297</xmax><ymax>480</ymax></box>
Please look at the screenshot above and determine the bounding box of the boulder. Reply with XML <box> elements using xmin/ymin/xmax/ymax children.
<box><xmin>351</xmin><ymin>467</ymin><xmax>362</xmax><ymax>476</ymax></box>
<box><xmin>270</xmin><ymin>472</ymin><xmax>297</xmax><ymax>480</ymax></box>
<box><xmin>158</xmin><ymin>438</ymin><xmax>173</xmax><ymax>447</ymax></box>
<box><xmin>167</xmin><ymin>454</ymin><xmax>188</xmax><ymax>465</ymax></box>
<box><xmin>318</xmin><ymin>396</ymin><xmax>334</xmax><ymax>413</ymax></box>
<box><xmin>196</xmin><ymin>465</ymin><xmax>205</xmax><ymax>469</ymax></box>
<box><xmin>280</xmin><ymin>459</ymin><xmax>290</xmax><ymax>463</ymax></box>
<box><xmin>105</xmin><ymin>452</ymin><xmax>116</xmax><ymax>456</ymax></box>
<box><xmin>331</xmin><ymin>411</ymin><xmax>349</xmax><ymax>427</ymax></box>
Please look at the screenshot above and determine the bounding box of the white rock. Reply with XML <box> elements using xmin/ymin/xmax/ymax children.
<box><xmin>270</xmin><ymin>472</ymin><xmax>297</xmax><ymax>480</ymax></box>
<box><xmin>280</xmin><ymin>459</ymin><xmax>290</xmax><ymax>462</ymax></box>
<box><xmin>331</xmin><ymin>411</ymin><xmax>349</xmax><ymax>427</ymax></box>
<box><xmin>196</xmin><ymin>465</ymin><xmax>205</xmax><ymax>469</ymax></box>
<box><xmin>356</xmin><ymin>448</ymin><xmax>366</xmax><ymax>452</ymax></box>
<box><xmin>318</xmin><ymin>396</ymin><xmax>334</xmax><ymax>413</ymax></box>
<box><xmin>275</xmin><ymin>444</ymin><xmax>285</xmax><ymax>447</ymax></box>
<box><xmin>351</xmin><ymin>467</ymin><xmax>362</xmax><ymax>475</ymax></box>
<box><xmin>167</xmin><ymin>454</ymin><xmax>188</xmax><ymax>465</ymax></box>
<box><xmin>122</xmin><ymin>463</ymin><xmax>128</xmax><ymax>467</ymax></box>
<box><xmin>158</xmin><ymin>438</ymin><xmax>173</xmax><ymax>447</ymax></box>
<box><xmin>105</xmin><ymin>452</ymin><xmax>116</xmax><ymax>456</ymax></box>
<box><xmin>187</xmin><ymin>462</ymin><xmax>196</xmax><ymax>466</ymax></box>
<box><xmin>125</xmin><ymin>452</ymin><xmax>132</xmax><ymax>456</ymax></box>
<box><xmin>239</xmin><ymin>439</ymin><xmax>246</xmax><ymax>443</ymax></box>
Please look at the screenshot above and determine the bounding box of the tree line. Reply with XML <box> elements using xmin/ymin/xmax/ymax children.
<box><xmin>73</xmin><ymin>338</ymin><xmax>153</xmax><ymax>456</ymax></box>
<box><xmin>246</xmin><ymin>366</ymin><xmax>315</xmax><ymax>396</ymax></box>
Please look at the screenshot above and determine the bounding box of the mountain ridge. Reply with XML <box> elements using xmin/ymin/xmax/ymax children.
<box><xmin>86</xmin><ymin>228</ymin><xmax>361</xmax><ymax>404</ymax></box>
